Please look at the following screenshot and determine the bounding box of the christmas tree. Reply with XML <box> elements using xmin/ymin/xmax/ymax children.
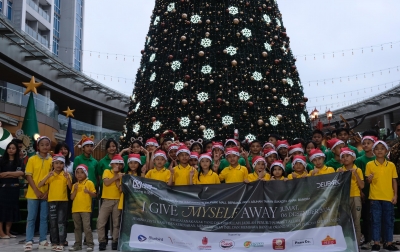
<box><xmin>122</xmin><ymin>0</ymin><xmax>311</xmax><ymax>146</ymax></box>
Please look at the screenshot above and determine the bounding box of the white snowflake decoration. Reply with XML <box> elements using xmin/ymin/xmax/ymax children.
<box><xmin>245</xmin><ymin>134</ymin><xmax>256</xmax><ymax>142</ymax></box>
<box><xmin>298</xmin><ymin>81</ymin><xmax>302</xmax><ymax>87</ymax></box>
<box><xmin>225</xmin><ymin>46</ymin><xmax>237</xmax><ymax>56</ymax></box>
<box><xmin>270</xmin><ymin>116</ymin><xmax>279</xmax><ymax>126</ymax></box>
<box><xmin>201</xmin><ymin>38</ymin><xmax>212</xmax><ymax>48</ymax></box>
<box><xmin>241</xmin><ymin>28</ymin><xmax>252</xmax><ymax>38</ymax></box>
<box><xmin>153</xmin><ymin>16</ymin><xmax>160</xmax><ymax>25</ymax></box>
<box><xmin>142</xmin><ymin>66</ymin><xmax>146</xmax><ymax>72</ymax></box>
<box><xmin>281</xmin><ymin>45</ymin><xmax>287</xmax><ymax>55</ymax></box>
<box><xmin>287</xmin><ymin>78</ymin><xmax>294</xmax><ymax>87</ymax></box>
<box><xmin>281</xmin><ymin>97</ymin><xmax>289</xmax><ymax>106</ymax></box>
<box><xmin>152</xmin><ymin>121</ymin><xmax>161</xmax><ymax>131</ymax></box>
<box><xmin>149</xmin><ymin>53</ymin><xmax>156</xmax><ymax>62</ymax></box>
<box><xmin>133</xmin><ymin>124</ymin><xmax>140</xmax><ymax>133</ymax></box>
<box><xmin>167</xmin><ymin>3</ymin><xmax>175</xmax><ymax>12</ymax></box>
<box><xmin>252</xmin><ymin>71</ymin><xmax>262</xmax><ymax>81</ymax></box>
<box><xmin>131</xmin><ymin>94</ymin><xmax>135</xmax><ymax>101</ymax></box>
<box><xmin>222</xmin><ymin>115</ymin><xmax>233</xmax><ymax>125</ymax></box>
<box><xmin>134</xmin><ymin>102</ymin><xmax>140</xmax><ymax>112</ymax></box>
<box><xmin>190</xmin><ymin>14</ymin><xmax>201</xmax><ymax>23</ymax></box>
<box><xmin>174</xmin><ymin>81</ymin><xmax>184</xmax><ymax>91</ymax></box>
<box><xmin>150</xmin><ymin>73</ymin><xmax>156</xmax><ymax>82</ymax></box>
<box><xmin>151</xmin><ymin>97</ymin><xmax>159</xmax><ymax>107</ymax></box>
<box><xmin>204</xmin><ymin>129</ymin><xmax>215</xmax><ymax>139</ymax></box>
<box><xmin>263</xmin><ymin>14</ymin><xmax>271</xmax><ymax>23</ymax></box>
<box><xmin>228</xmin><ymin>6</ymin><xmax>238</xmax><ymax>15</ymax></box>
<box><xmin>197</xmin><ymin>92</ymin><xmax>208</xmax><ymax>102</ymax></box>
<box><xmin>146</xmin><ymin>37</ymin><xmax>151</xmax><ymax>45</ymax></box>
<box><xmin>239</xmin><ymin>91</ymin><xmax>250</xmax><ymax>101</ymax></box>
<box><xmin>179</xmin><ymin>117</ymin><xmax>191</xmax><ymax>127</ymax></box>
<box><xmin>264</xmin><ymin>42</ymin><xmax>272</xmax><ymax>51</ymax></box>
<box><xmin>301</xmin><ymin>114</ymin><xmax>307</xmax><ymax>124</ymax></box>
<box><xmin>171</xmin><ymin>61</ymin><xmax>181</xmax><ymax>71</ymax></box>
<box><xmin>201</xmin><ymin>65</ymin><xmax>212</xmax><ymax>74</ymax></box>
<box><xmin>275</xmin><ymin>18</ymin><xmax>281</xmax><ymax>27</ymax></box>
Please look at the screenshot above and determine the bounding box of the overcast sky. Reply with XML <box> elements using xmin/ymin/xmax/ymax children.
<box><xmin>82</xmin><ymin>0</ymin><xmax>400</xmax><ymax>114</ymax></box>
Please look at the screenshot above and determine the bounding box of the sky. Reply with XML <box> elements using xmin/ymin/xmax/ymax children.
<box><xmin>82</xmin><ymin>0</ymin><xmax>400</xmax><ymax>114</ymax></box>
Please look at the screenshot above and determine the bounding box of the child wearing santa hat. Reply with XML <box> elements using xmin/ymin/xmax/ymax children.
<box><xmin>170</xmin><ymin>146</ymin><xmax>197</xmax><ymax>186</ymax></box>
<box><xmin>190</xmin><ymin>153</ymin><xmax>220</xmax><ymax>185</ymax></box>
<box><xmin>219</xmin><ymin>147</ymin><xmax>249</xmax><ymax>183</ymax></box>
<box><xmin>269</xmin><ymin>160</ymin><xmax>287</xmax><ymax>181</ymax></box>
<box><xmin>325</xmin><ymin>138</ymin><xmax>346</xmax><ymax>170</ymax></box>
<box><xmin>287</xmin><ymin>156</ymin><xmax>309</xmax><ymax>180</ymax></box>
<box><xmin>308</xmin><ymin>149</ymin><xmax>335</xmax><ymax>176</ymax></box>
<box><xmin>145</xmin><ymin>150</ymin><xmax>172</xmax><ymax>184</ymax></box>
<box><xmin>248</xmin><ymin>156</ymin><xmax>270</xmax><ymax>182</ymax></box>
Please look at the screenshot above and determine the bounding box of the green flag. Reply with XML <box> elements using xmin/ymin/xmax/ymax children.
<box><xmin>21</xmin><ymin>93</ymin><xmax>39</xmax><ymax>157</ymax></box>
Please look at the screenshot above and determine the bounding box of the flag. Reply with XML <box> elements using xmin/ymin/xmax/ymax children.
<box><xmin>21</xmin><ymin>93</ymin><xmax>40</xmax><ymax>157</ymax></box>
<box><xmin>65</xmin><ymin>117</ymin><xmax>75</xmax><ymax>161</ymax></box>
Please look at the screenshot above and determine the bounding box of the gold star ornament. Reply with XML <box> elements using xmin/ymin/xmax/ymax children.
<box><xmin>22</xmin><ymin>76</ymin><xmax>43</xmax><ymax>95</ymax></box>
<box><xmin>63</xmin><ymin>107</ymin><xmax>75</xmax><ymax>118</ymax></box>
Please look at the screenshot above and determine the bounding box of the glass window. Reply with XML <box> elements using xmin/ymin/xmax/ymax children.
<box><xmin>52</xmin><ymin>37</ymin><xmax>59</xmax><ymax>56</ymax></box>
<box><xmin>0</xmin><ymin>1</ymin><xmax>3</xmax><ymax>14</ymax></box>
<box><xmin>7</xmin><ymin>0</ymin><xmax>12</xmax><ymax>21</ymax></box>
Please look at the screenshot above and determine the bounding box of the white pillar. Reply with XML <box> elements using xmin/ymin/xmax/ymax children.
<box><xmin>383</xmin><ymin>112</ymin><xmax>393</xmax><ymax>131</ymax></box>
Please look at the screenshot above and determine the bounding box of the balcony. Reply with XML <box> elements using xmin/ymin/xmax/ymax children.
<box><xmin>24</xmin><ymin>25</ymin><xmax>49</xmax><ymax>48</ymax></box>
<box><xmin>26</xmin><ymin>0</ymin><xmax>50</xmax><ymax>23</ymax></box>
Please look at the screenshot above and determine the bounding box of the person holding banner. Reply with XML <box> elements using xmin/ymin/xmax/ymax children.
<box><xmin>337</xmin><ymin>147</ymin><xmax>364</xmax><ymax>247</ymax></box>
<box><xmin>248</xmin><ymin>156</ymin><xmax>270</xmax><ymax>182</ymax></box>
<box><xmin>308</xmin><ymin>149</ymin><xmax>335</xmax><ymax>176</ymax></box>
<box><xmin>218</xmin><ymin>147</ymin><xmax>249</xmax><ymax>183</ymax></box>
<box><xmin>190</xmin><ymin>153</ymin><xmax>220</xmax><ymax>185</ymax></box>
<box><xmin>366</xmin><ymin>141</ymin><xmax>399</xmax><ymax>252</ymax></box>
<box><xmin>269</xmin><ymin>160</ymin><xmax>287</xmax><ymax>180</ymax></box>
<box><xmin>145</xmin><ymin>150</ymin><xmax>171</xmax><ymax>184</ymax></box>
<box><xmin>287</xmin><ymin>156</ymin><xmax>309</xmax><ymax>179</ymax></box>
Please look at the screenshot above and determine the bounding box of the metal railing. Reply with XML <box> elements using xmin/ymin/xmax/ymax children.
<box><xmin>24</xmin><ymin>25</ymin><xmax>49</xmax><ymax>48</ymax></box>
<box><xmin>26</xmin><ymin>0</ymin><xmax>50</xmax><ymax>22</ymax></box>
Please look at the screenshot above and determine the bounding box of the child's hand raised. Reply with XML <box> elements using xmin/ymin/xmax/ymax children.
<box><xmin>63</xmin><ymin>170</ymin><xmax>69</xmax><ymax>179</ymax></box>
<box><xmin>240</xmin><ymin>149</ymin><xmax>249</xmax><ymax>159</ymax></box>
<box><xmin>189</xmin><ymin>167</ymin><xmax>195</xmax><ymax>176</ymax></box>
<box><xmin>84</xmin><ymin>187</ymin><xmax>89</xmax><ymax>194</ymax></box>
<box><xmin>367</xmin><ymin>173</ymin><xmax>374</xmax><ymax>182</ymax></box>
<box><xmin>283</xmin><ymin>154</ymin><xmax>292</xmax><ymax>166</ymax></box>
<box><xmin>74</xmin><ymin>183</ymin><xmax>79</xmax><ymax>191</ymax></box>
<box><xmin>141</xmin><ymin>147</ymin><xmax>149</xmax><ymax>155</ymax></box>
<box><xmin>270</xmin><ymin>176</ymin><xmax>276</xmax><ymax>180</ymax></box>
<box><xmin>48</xmin><ymin>171</ymin><xmax>54</xmax><ymax>177</ymax></box>
<box><xmin>170</xmin><ymin>167</ymin><xmax>175</xmax><ymax>175</ymax></box>
<box><xmin>292</xmin><ymin>172</ymin><xmax>297</xmax><ymax>179</ymax></box>
<box><xmin>258</xmin><ymin>170</ymin><xmax>266</xmax><ymax>179</ymax></box>
<box><xmin>141</xmin><ymin>166</ymin><xmax>147</xmax><ymax>174</ymax></box>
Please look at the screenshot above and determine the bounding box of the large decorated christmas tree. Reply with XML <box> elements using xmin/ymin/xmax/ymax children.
<box><xmin>122</xmin><ymin>0</ymin><xmax>310</xmax><ymax>146</ymax></box>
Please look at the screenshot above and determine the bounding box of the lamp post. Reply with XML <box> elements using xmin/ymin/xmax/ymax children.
<box><xmin>326</xmin><ymin>109</ymin><xmax>333</xmax><ymax>126</ymax></box>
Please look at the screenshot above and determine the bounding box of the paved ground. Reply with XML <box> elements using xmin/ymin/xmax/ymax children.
<box><xmin>2</xmin><ymin>233</ymin><xmax>400</xmax><ymax>251</ymax></box>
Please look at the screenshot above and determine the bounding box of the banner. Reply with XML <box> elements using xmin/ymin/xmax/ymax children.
<box><xmin>119</xmin><ymin>172</ymin><xmax>357</xmax><ymax>251</ymax></box>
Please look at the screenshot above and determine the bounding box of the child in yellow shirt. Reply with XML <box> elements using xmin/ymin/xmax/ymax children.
<box><xmin>145</xmin><ymin>150</ymin><xmax>172</xmax><ymax>184</ymax></box>
<box><xmin>248</xmin><ymin>156</ymin><xmax>270</xmax><ymax>182</ymax></box>
<box><xmin>219</xmin><ymin>147</ymin><xmax>249</xmax><ymax>183</ymax></box>
<box><xmin>171</xmin><ymin>145</ymin><xmax>197</xmax><ymax>186</ymax></box>
<box><xmin>287</xmin><ymin>156</ymin><xmax>309</xmax><ymax>179</ymax></box>
<box><xmin>269</xmin><ymin>161</ymin><xmax>287</xmax><ymax>181</ymax></box>
<box><xmin>190</xmin><ymin>153</ymin><xmax>220</xmax><ymax>185</ymax></box>
<box><xmin>309</xmin><ymin>149</ymin><xmax>335</xmax><ymax>176</ymax></box>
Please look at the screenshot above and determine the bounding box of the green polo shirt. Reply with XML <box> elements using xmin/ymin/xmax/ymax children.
<box><xmin>123</xmin><ymin>155</ymin><xmax>146</xmax><ymax>173</ymax></box>
<box><xmin>73</xmin><ymin>154</ymin><xmax>99</xmax><ymax>188</ymax></box>
<box><xmin>319</xmin><ymin>145</ymin><xmax>327</xmax><ymax>152</ymax></box>
<box><xmin>98</xmin><ymin>155</ymin><xmax>112</xmax><ymax>177</ymax></box>
<box><xmin>325</xmin><ymin>157</ymin><xmax>342</xmax><ymax>170</ymax></box>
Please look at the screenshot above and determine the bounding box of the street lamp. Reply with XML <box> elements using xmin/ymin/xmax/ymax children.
<box><xmin>326</xmin><ymin>109</ymin><xmax>333</xmax><ymax>126</ymax></box>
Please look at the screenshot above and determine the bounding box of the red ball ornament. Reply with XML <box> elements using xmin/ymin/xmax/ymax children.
<box><xmin>274</xmin><ymin>59</ymin><xmax>280</xmax><ymax>64</ymax></box>
<box><xmin>168</xmin><ymin>55</ymin><xmax>174</xmax><ymax>60</ymax></box>
<box><xmin>216</xmin><ymin>114</ymin><xmax>221</xmax><ymax>118</ymax></box>
<box><xmin>140</xmin><ymin>50</ymin><xmax>145</xmax><ymax>54</ymax></box>
<box><xmin>185</xmin><ymin>75</ymin><xmax>191</xmax><ymax>80</ymax></box>
<box><xmin>151</xmin><ymin>117</ymin><xmax>156</xmax><ymax>122</ymax></box>
<box><xmin>291</xmin><ymin>65</ymin><xmax>297</xmax><ymax>71</ymax></box>
<box><xmin>248</xmin><ymin>101</ymin><xmax>254</xmax><ymax>107</ymax></box>
<box><xmin>159</xmin><ymin>106</ymin><xmax>164</xmax><ymax>110</ymax></box>
<box><xmin>303</xmin><ymin>97</ymin><xmax>308</xmax><ymax>102</ymax></box>
<box><xmin>217</xmin><ymin>98</ymin><xmax>223</xmax><ymax>103</ymax></box>
<box><xmin>299</xmin><ymin>102</ymin><xmax>305</xmax><ymax>107</ymax></box>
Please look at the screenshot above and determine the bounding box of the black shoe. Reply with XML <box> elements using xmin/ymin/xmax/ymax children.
<box><xmin>112</xmin><ymin>242</ymin><xmax>118</xmax><ymax>250</ymax></box>
<box><xmin>384</xmin><ymin>244</ymin><xmax>400</xmax><ymax>251</ymax></box>
<box><xmin>64</xmin><ymin>241</ymin><xmax>69</xmax><ymax>247</ymax></box>
<box><xmin>371</xmin><ymin>244</ymin><xmax>380</xmax><ymax>252</ymax></box>
<box><xmin>99</xmin><ymin>242</ymin><xmax>107</xmax><ymax>251</ymax></box>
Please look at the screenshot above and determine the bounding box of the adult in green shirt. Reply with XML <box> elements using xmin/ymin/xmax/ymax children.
<box><xmin>98</xmin><ymin>139</ymin><xmax>119</xmax><ymax>177</ymax></box>
<box><xmin>336</xmin><ymin>128</ymin><xmax>362</xmax><ymax>158</ymax></box>
<box><xmin>312</xmin><ymin>129</ymin><xmax>327</xmax><ymax>153</ymax></box>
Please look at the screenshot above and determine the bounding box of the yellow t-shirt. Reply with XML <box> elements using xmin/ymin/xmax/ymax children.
<box><xmin>101</xmin><ymin>169</ymin><xmax>122</xmax><ymax>200</ymax></box>
<box><xmin>193</xmin><ymin>170</ymin><xmax>220</xmax><ymax>185</ymax></box>
<box><xmin>45</xmin><ymin>171</ymin><xmax>71</xmax><ymax>201</ymax></box>
<box><xmin>248</xmin><ymin>171</ymin><xmax>271</xmax><ymax>182</ymax></box>
<box><xmin>118</xmin><ymin>172</ymin><xmax>137</xmax><ymax>210</ymax></box>
<box><xmin>310</xmin><ymin>165</ymin><xmax>335</xmax><ymax>176</ymax></box>
<box><xmin>145</xmin><ymin>168</ymin><xmax>171</xmax><ymax>183</ymax></box>
<box><xmin>338</xmin><ymin>165</ymin><xmax>363</xmax><ymax>197</ymax></box>
<box><xmin>71</xmin><ymin>179</ymin><xmax>96</xmax><ymax>213</ymax></box>
<box><xmin>219</xmin><ymin>165</ymin><xmax>248</xmax><ymax>183</ymax></box>
<box><xmin>172</xmin><ymin>164</ymin><xmax>196</xmax><ymax>186</ymax></box>
<box><xmin>25</xmin><ymin>154</ymin><xmax>53</xmax><ymax>199</ymax></box>
<box><xmin>287</xmin><ymin>171</ymin><xmax>309</xmax><ymax>180</ymax></box>
<box><xmin>365</xmin><ymin>160</ymin><xmax>398</xmax><ymax>201</ymax></box>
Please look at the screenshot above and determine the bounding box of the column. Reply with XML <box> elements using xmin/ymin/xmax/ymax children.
<box><xmin>383</xmin><ymin>112</ymin><xmax>393</xmax><ymax>138</ymax></box>
<box><xmin>93</xmin><ymin>109</ymin><xmax>103</xmax><ymax>140</ymax></box>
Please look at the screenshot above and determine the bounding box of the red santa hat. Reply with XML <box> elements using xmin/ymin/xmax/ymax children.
<box><xmin>225</xmin><ymin>147</ymin><xmax>240</xmax><ymax>157</ymax></box>
<box><xmin>225</xmin><ymin>139</ymin><xmax>239</xmax><ymax>147</ymax></box>
<box><xmin>199</xmin><ymin>153</ymin><xmax>212</xmax><ymax>162</ymax></box>
<box><xmin>262</xmin><ymin>142</ymin><xmax>276</xmax><ymax>150</ymax></box>
<box><xmin>153</xmin><ymin>150</ymin><xmax>167</xmax><ymax>160</ymax></box>
<box><xmin>190</xmin><ymin>152</ymin><xmax>199</xmax><ymax>160</ymax></box>
<box><xmin>252</xmin><ymin>156</ymin><xmax>266</xmax><ymax>168</ymax></box>
<box><xmin>75</xmin><ymin>164</ymin><xmax>88</xmax><ymax>177</ymax></box>
<box><xmin>81</xmin><ymin>137</ymin><xmax>94</xmax><ymax>147</ymax></box>
<box><xmin>52</xmin><ymin>153</ymin><xmax>65</xmax><ymax>163</ymax></box>
<box><xmin>292</xmin><ymin>155</ymin><xmax>307</xmax><ymax>168</ymax></box>
<box><xmin>212</xmin><ymin>142</ymin><xmax>224</xmax><ymax>151</ymax></box>
<box><xmin>263</xmin><ymin>148</ymin><xmax>278</xmax><ymax>158</ymax></box>
<box><xmin>271</xmin><ymin>160</ymin><xmax>285</xmax><ymax>170</ymax></box>
<box><xmin>110</xmin><ymin>154</ymin><xmax>125</xmax><ymax>165</ymax></box>
<box><xmin>168</xmin><ymin>143</ymin><xmax>179</xmax><ymax>153</ymax></box>
<box><xmin>176</xmin><ymin>145</ymin><xmax>190</xmax><ymax>156</ymax></box>
<box><xmin>288</xmin><ymin>143</ymin><xmax>304</xmax><ymax>155</ymax></box>
<box><xmin>340</xmin><ymin>147</ymin><xmax>356</xmax><ymax>159</ymax></box>
<box><xmin>361</xmin><ymin>136</ymin><xmax>378</xmax><ymax>144</ymax></box>
<box><xmin>276</xmin><ymin>140</ymin><xmax>289</xmax><ymax>151</ymax></box>
<box><xmin>372</xmin><ymin>140</ymin><xmax>389</xmax><ymax>151</ymax></box>
<box><xmin>145</xmin><ymin>138</ymin><xmax>159</xmax><ymax>147</ymax></box>
<box><xmin>309</xmin><ymin>148</ymin><xmax>325</xmax><ymax>162</ymax></box>
<box><xmin>128</xmin><ymin>154</ymin><xmax>142</xmax><ymax>164</ymax></box>
<box><xmin>327</xmin><ymin>138</ymin><xmax>344</xmax><ymax>150</ymax></box>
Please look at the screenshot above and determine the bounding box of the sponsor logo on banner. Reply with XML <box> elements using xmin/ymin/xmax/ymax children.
<box><xmin>293</xmin><ymin>238</ymin><xmax>314</xmax><ymax>246</ymax></box>
<box><xmin>138</xmin><ymin>235</ymin><xmax>147</xmax><ymax>242</ymax></box>
<box><xmin>132</xmin><ymin>178</ymin><xmax>158</xmax><ymax>190</ymax></box>
<box><xmin>322</xmin><ymin>235</ymin><xmax>337</xmax><ymax>245</ymax></box>
<box><xmin>168</xmin><ymin>237</ymin><xmax>193</xmax><ymax>248</ymax></box>
<box><xmin>243</xmin><ymin>241</ymin><xmax>264</xmax><ymax>248</ymax></box>
<box><xmin>219</xmin><ymin>239</ymin><xmax>235</xmax><ymax>250</ymax></box>
<box><xmin>198</xmin><ymin>237</ymin><xmax>212</xmax><ymax>250</ymax></box>
<box><xmin>317</xmin><ymin>179</ymin><xmax>340</xmax><ymax>189</ymax></box>
<box><xmin>148</xmin><ymin>236</ymin><xmax>163</xmax><ymax>242</ymax></box>
<box><xmin>272</xmin><ymin>239</ymin><xmax>285</xmax><ymax>250</ymax></box>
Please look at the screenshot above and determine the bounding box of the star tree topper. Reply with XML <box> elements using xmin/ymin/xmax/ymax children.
<box><xmin>63</xmin><ymin>107</ymin><xmax>75</xmax><ymax>118</ymax></box>
<box><xmin>22</xmin><ymin>76</ymin><xmax>43</xmax><ymax>95</ymax></box>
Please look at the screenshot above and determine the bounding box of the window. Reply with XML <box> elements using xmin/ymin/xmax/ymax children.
<box><xmin>52</xmin><ymin>37</ymin><xmax>59</xmax><ymax>56</ymax></box>
<box><xmin>7</xmin><ymin>0</ymin><xmax>12</xmax><ymax>21</ymax></box>
<box><xmin>0</xmin><ymin>1</ymin><xmax>3</xmax><ymax>14</ymax></box>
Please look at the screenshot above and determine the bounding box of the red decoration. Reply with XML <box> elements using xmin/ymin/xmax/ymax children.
<box><xmin>168</xmin><ymin>55</ymin><xmax>174</xmax><ymax>60</ymax></box>
<box><xmin>185</xmin><ymin>75</ymin><xmax>191</xmax><ymax>80</ymax></box>
<box><xmin>248</xmin><ymin>101</ymin><xmax>254</xmax><ymax>107</ymax></box>
<box><xmin>303</xmin><ymin>97</ymin><xmax>308</xmax><ymax>102</ymax></box>
<box><xmin>151</xmin><ymin>117</ymin><xmax>156</xmax><ymax>122</ymax></box>
<box><xmin>316</xmin><ymin>121</ymin><xmax>323</xmax><ymax>130</ymax></box>
<box><xmin>217</xmin><ymin>98</ymin><xmax>223</xmax><ymax>103</ymax></box>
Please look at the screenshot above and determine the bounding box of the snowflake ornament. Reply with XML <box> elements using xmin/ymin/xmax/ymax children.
<box><xmin>201</xmin><ymin>65</ymin><xmax>212</xmax><ymax>74</ymax></box>
<box><xmin>263</xmin><ymin>14</ymin><xmax>271</xmax><ymax>23</ymax></box>
<box><xmin>201</xmin><ymin>38</ymin><xmax>212</xmax><ymax>48</ymax></box>
<box><xmin>225</xmin><ymin>46</ymin><xmax>237</xmax><ymax>56</ymax></box>
<box><xmin>174</xmin><ymin>81</ymin><xmax>184</xmax><ymax>91</ymax></box>
<box><xmin>287</xmin><ymin>78</ymin><xmax>294</xmax><ymax>87</ymax></box>
<box><xmin>281</xmin><ymin>97</ymin><xmax>289</xmax><ymax>106</ymax></box>
<box><xmin>245</xmin><ymin>134</ymin><xmax>256</xmax><ymax>142</ymax></box>
<box><xmin>252</xmin><ymin>71</ymin><xmax>262</xmax><ymax>81</ymax></box>
<box><xmin>281</xmin><ymin>45</ymin><xmax>287</xmax><ymax>55</ymax></box>
<box><xmin>239</xmin><ymin>91</ymin><xmax>250</xmax><ymax>101</ymax></box>
<box><xmin>167</xmin><ymin>3</ymin><xmax>175</xmax><ymax>12</ymax></box>
<box><xmin>150</xmin><ymin>73</ymin><xmax>156</xmax><ymax>82</ymax></box>
<box><xmin>301</xmin><ymin>114</ymin><xmax>307</xmax><ymax>124</ymax></box>
<box><xmin>241</xmin><ymin>28</ymin><xmax>252</xmax><ymax>38</ymax></box>
<box><xmin>134</xmin><ymin>102</ymin><xmax>140</xmax><ymax>112</ymax></box>
<box><xmin>264</xmin><ymin>42</ymin><xmax>272</xmax><ymax>51</ymax></box>
<box><xmin>179</xmin><ymin>117</ymin><xmax>191</xmax><ymax>127</ymax></box>
<box><xmin>142</xmin><ymin>66</ymin><xmax>146</xmax><ymax>72</ymax></box>
<box><xmin>204</xmin><ymin>129</ymin><xmax>215</xmax><ymax>139</ymax></box>
<box><xmin>152</xmin><ymin>121</ymin><xmax>161</xmax><ymax>131</ymax></box>
<box><xmin>153</xmin><ymin>16</ymin><xmax>160</xmax><ymax>25</ymax></box>
<box><xmin>149</xmin><ymin>53</ymin><xmax>156</xmax><ymax>62</ymax></box>
<box><xmin>146</xmin><ymin>37</ymin><xmax>151</xmax><ymax>45</ymax></box>
<box><xmin>191</xmin><ymin>14</ymin><xmax>201</xmax><ymax>23</ymax></box>
<box><xmin>222</xmin><ymin>115</ymin><xmax>233</xmax><ymax>125</ymax></box>
<box><xmin>228</xmin><ymin>6</ymin><xmax>239</xmax><ymax>15</ymax></box>
<box><xmin>197</xmin><ymin>92</ymin><xmax>209</xmax><ymax>102</ymax></box>
<box><xmin>269</xmin><ymin>116</ymin><xmax>279</xmax><ymax>126</ymax></box>
<box><xmin>171</xmin><ymin>61</ymin><xmax>181</xmax><ymax>71</ymax></box>
<box><xmin>151</xmin><ymin>97</ymin><xmax>159</xmax><ymax>107</ymax></box>
<box><xmin>275</xmin><ymin>18</ymin><xmax>282</xmax><ymax>27</ymax></box>
<box><xmin>132</xmin><ymin>124</ymin><xmax>140</xmax><ymax>133</ymax></box>
<box><xmin>298</xmin><ymin>81</ymin><xmax>302</xmax><ymax>87</ymax></box>
<box><xmin>131</xmin><ymin>93</ymin><xmax>136</xmax><ymax>101</ymax></box>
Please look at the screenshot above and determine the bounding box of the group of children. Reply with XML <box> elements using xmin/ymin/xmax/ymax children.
<box><xmin>21</xmin><ymin>127</ymin><xmax>399</xmax><ymax>252</ymax></box>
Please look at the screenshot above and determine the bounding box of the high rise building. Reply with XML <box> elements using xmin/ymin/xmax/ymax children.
<box><xmin>0</xmin><ymin>0</ymin><xmax>84</xmax><ymax>71</ymax></box>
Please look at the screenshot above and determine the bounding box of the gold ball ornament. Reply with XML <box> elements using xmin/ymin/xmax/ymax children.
<box><xmin>233</xmin><ymin>18</ymin><xmax>240</xmax><ymax>24</ymax></box>
<box><xmin>277</xmin><ymin>115</ymin><xmax>283</xmax><ymax>120</ymax></box>
<box><xmin>180</xmin><ymin>36</ymin><xmax>187</xmax><ymax>41</ymax></box>
<box><xmin>182</xmin><ymin>13</ymin><xmax>187</xmax><ymax>19</ymax></box>
<box><xmin>181</xmin><ymin>99</ymin><xmax>188</xmax><ymax>105</ymax></box>
<box><xmin>258</xmin><ymin>119</ymin><xmax>264</xmax><ymax>125</ymax></box>
<box><xmin>262</xmin><ymin>52</ymin><xmax>268</xmax><ymax>57</ymax></box>
<box><xmin>231</xmin><ymin>60</ymin><xmax>238</xmax><ymax>66</ymax></box>
<box><xmin>198</xmin><ymin>51</ymin><xmax>205</xmax><ymax>56</ymax></box>
<box><xmin>265</xmin><ymin>123</ymin><xmax>269</xmax><ymax>127</ymax></box>
<box><xmin>199</xmin><ymin>125</ymin><xmax>206</xmax><ymax>130</ymax></box>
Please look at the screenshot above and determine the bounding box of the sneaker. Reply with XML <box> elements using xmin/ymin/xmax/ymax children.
<box><xmin>371</xmin><ymin>244</ymin><xmax>380</xmax><ymax>252</ymax></box>
<box><xmin>86</xmin><ymin>248</ymin><xmax>93</xmax><ymax>251</ymax></box>
<box><xmin>112</xmin><ymin>242</ymin><xmax>118</xmax><ymax>250</ymax></box>
<box><xmin>384</xmin><ymin>244</ymin><xmax>400</xmax><ymax>251</ymax></box>
<box><xmin>68</xmin><ymin>246</ymin><xmax>82</xmax><ymax>251</ymax></box>
<box><xmin>55</xmin><ymin>246</ymin><xmax>64</xmax><ymax>252</ymax></box>
<box><xmin>99</xmin><ymin>242</ymin><xmax>107</xmax><ymax>251</ymax></box>
<box><xmin>39</xmin><ymin>240</ymin><xmax>53</xmax><ymax>250</ymax></box>
<box><xmin>361</xmin><ymin>241</ymin><xmax>372</xmax><ymax>250</ymax></box>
